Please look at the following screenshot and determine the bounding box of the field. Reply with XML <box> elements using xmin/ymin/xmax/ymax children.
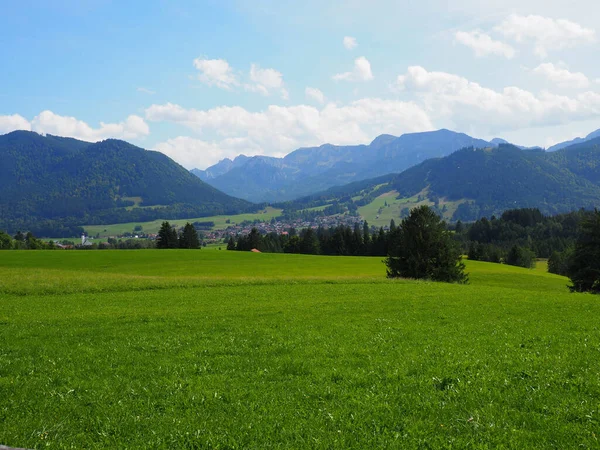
<box><xmin>83</xmin><ymin>207</ymin><xmax>282</xmax><ymax>237</ymax></box>
<box><xmin>357</xmin><ymin>190</ymin><xmax>466</xmax><ymax>227</ymax></box>
<box><xmin>1</xmin><ymin>251</ymin><xmax>599</xmax><ymax>448</ymax></box>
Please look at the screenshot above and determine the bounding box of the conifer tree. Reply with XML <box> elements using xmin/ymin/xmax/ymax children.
<box><xmin>385</xmin><ymin>205</ymin><xmax>467</xmax><ymax>283</ymax></box>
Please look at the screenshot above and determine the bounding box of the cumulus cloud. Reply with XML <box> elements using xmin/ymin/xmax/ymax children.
<box><xmin>455</xmin><ymin>30</ymin><xmax>515</xmax><ymax>58</ymax></box>
<box><xmin>146</xmin><ymin>99</ymin><xmax>433</xmax><ymax>168</ymax></box>
<box><xmin>343</xmin><ymin>36</ymin><xmax>357</xmax><ymax>50</ymax></box>
<box><xmin>193</xmin><ymin>57</ymin><xmax>239</xmax><ymax>90</ymax></box>
<box><xmin>245</xmin><ymin>64</ymin><xmax>289</xmax><ymax>99</ymax></box>
<box><xmin>495</xmin><ymin>14</ymin><xmax>596</xmax><ymax>58</ymax></box>
<box><xmin>332</xmin><ymin>57</ymin><xmax>374</xmax><ymax>82</ymax></box>
<box><xmin>533</xmin><ymin>63</ymin><xmax>591</xmax><ymax>89</ymax></box>
<box><xmin>396</xmin><ymin>65</ymin><xmax>600</xmax><ymax>133</ymax></box>
<box><xmin>0</xmin><ymin>114</ymin><xmax>31</xmax><ymax>134</ymax></box>
<box><xmin>1</xmin><ymin>111</ymin><xmax>150</xmax><ymax>141</ymax></box>
<box><xmin>29</xmin><ymin>111</ymin><xmax>150</xmax><ymax>141</ymax></box>
<box><xmin>305</xmin><ymin>87</ymin><xmax>325</xmax><ymax>104</ymax></box>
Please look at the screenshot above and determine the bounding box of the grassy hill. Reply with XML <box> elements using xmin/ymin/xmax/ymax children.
<box><xmin>1</xmin><ymin>250</ymin><xmax>597</xmax><ymax>448</ymax></box>
<box><xmin>0</xmin><ymin>131</ymin><xmax>254</xmax><ymax>235</ymax></box>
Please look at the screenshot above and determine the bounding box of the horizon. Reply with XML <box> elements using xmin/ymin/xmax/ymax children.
<box><xmin>1</xmin><ymin>1</ymin><xmax>600</xmax><ymax>169</ymax></box>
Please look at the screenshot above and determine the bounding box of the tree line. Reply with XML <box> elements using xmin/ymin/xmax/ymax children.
<box><xmin>228</xmin><ymin>206</ymin><xmax>600</xmax><ymax>293</ymax></box>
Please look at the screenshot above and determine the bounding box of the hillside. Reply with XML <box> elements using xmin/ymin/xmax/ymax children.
<box><xmin>0</xmin><ymin>131</ymin><xmax>254</xmax><ymax>235</ymax></box>
<box><xmin>280</xmin><ymin>140</ymin><xmax>600</xmax><ymax>223</ymax></box>
<box><xmin>193</xmin><ymin>129</ymin><xmax>494</xmax><ymax>202</ymax></box>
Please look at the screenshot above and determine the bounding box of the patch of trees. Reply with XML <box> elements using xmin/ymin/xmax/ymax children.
<box><xmin>228</xmin><ymin>221</ymin><xmax>389</xmax><ymax>256</ymax></box>
<box><xmin>0</xmin><ymin>230</ymin><xmax>57</xmax><ymax>250</ymax></box>
<box><xmin>458</xmin><ymin>208</ymin><xmax>590</xmax><ymax>268</ymax></box>
<box><xmin>156</xmin><ymin>222</ymin><xmax>201</xmax><ymax>249</ymax></box>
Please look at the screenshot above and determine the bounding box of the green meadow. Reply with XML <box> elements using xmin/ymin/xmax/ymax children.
<box><xmin>1</xmin><ymin>251</ymin><xmax>599</xmax><ymax>449</ymax></box>
<box><xmin>83</xmin><ymin>207</ymin><xmax>282</xmax><ymax>237</ymax></box>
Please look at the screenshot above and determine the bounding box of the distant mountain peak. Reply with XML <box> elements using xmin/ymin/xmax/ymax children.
<box><xmin>370</xmin><ymin>134</ymin><xmax>397</xmax><ymax>147</ymax></box>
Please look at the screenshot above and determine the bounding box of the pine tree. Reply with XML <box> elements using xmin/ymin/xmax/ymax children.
<box><xmin>226</xmin><ymin>236</ymin><xmax>236</xmax><ymax>250</ymax></box>
<box><xmin>179</xmin><ymin>223</ymin><xmax>200</xmax><ymax>249</ymax></box>
<box><xmin>385</xmin><ymin>205</ymin><xmax>467</xmax><ymax>283</ymax></box>
<box><xmin>157</xmin><ymin>221</ymin><xmax>178</xmax><ymax>249</ymax></box>
<box><xmin>568</xmin><ymin>210</ymin><xmax>600</xmax><ymax>293</ymax></box>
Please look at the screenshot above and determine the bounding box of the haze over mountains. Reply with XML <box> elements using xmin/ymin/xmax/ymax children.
<box><xmin>191</xmin><ymin>129</ymin><xmax>552</xmax><ymax>203</ymax></box>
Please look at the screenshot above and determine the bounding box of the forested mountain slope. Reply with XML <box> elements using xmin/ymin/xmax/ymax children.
<box><xmin>0</xmin><ymin>131</ymin><xmax>254</xmax><ymax>235</ymax></box>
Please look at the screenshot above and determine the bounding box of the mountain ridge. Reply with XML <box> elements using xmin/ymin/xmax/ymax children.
<box><xmin>279</xmin><ymin>138</ymin><xmax>600</xmax><ymax>222</ymax></box>
<box><xmin>0</xmin><ymin>131</ymin><xmax>255</xmax><ymax>235</ymax></box>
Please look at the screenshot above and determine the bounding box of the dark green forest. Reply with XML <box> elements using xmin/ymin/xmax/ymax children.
<box><xmin>0</xmin><ymin>131</ymin><xmax>255</xmax><ymax>236</ymax></box>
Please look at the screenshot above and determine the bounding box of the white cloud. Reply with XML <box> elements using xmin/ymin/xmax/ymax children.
<box><xmin>332</xmin><ymin>57</ymin><xmax>374</xmax><ymax>82</ymax></box>
<box><xmin>305</xmin><ymin>87</ymin><xmax>325</xmax><ymax>104</ymax></box>
<box><xmin>533</xmin><ymin>63</ymin><xmax>590</xmax><ymax>89</ymax></box>
<box><xmin>245</xmin><ymin>64</ymin><xmax>289</xmax><ymax>99</ymax></box>
<box><xmin>146</xmin><ymin>99</ymin><xmax>433</xmax><ymax>168</ymax></box>
<box><xmin>455</xmin><ymin>30</ymin><xmax>515</xmax><ymax>59</ymax></box>
<box><xmin>343</xmin><ymin>36</ymin><xmax>357</xmax><ymax>50</ymax></box>
<box><xmin>193</xmin><ymin>57</ymin><xmax>239</xmax><ymax>90</ymax></box>
<box><xmin>30</xmin><ymin>111</ymin><xmax>149</xmax><ymax>141</ymax></box>
<box><xmin>396</xmin><ymin>65</ymin><xmax>600</xmax><ymax>133</ymax></box>
<box><xmin>137</xmin><ymin>87</ymin><xmax>156</xmax><ymax>95</ymax></box>
<box><xmin>0</xmin><ymin>114</ymin><xmax>31</xmax><ymax>134</ymax></box>
<box><xmin>155</xmin><ymin>136</ymin><xmax>259</xmax><ymax>169</ymax></box>
<box><xmin>495</xmin><ymin>14</ymin><xmax>596</xmax><ymax>58</ymax></box>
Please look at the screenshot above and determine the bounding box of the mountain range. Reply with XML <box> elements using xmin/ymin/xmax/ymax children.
<box><xmin>0</xmin><ymin>131</ymin><xmax>253</xmax><ymax>235</ymax></box>
<box><xmin>280</xmin><ymin>138</ymin><xmax>600</xmax><ymax>222</ymax></box>
<box><xmin>547</xmin><ymin>129</ymin><xmax>600</xmax><ymax>152</ymax></box>
<box><xmin>191</xmin><ymin>129</ymin><xmax>550</xmax><ymax>203</ymax></box>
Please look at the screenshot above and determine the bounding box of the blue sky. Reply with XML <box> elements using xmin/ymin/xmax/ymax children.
<box><xmin>1</xmin><ymin>0</ymin><xmax>600</xmax><ymax>168</ymax></box>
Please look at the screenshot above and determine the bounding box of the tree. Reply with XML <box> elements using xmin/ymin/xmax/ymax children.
<box><xmin>385</xmin><ymin>205</ymin><xmax>467</xmax><ymax>283</ymax></box>
<box><xmin>157</xmin><ymin>221</ymin><xmax>178</xmax><ymax>249</ymax></box>
<box><xmin>0</xmin><ymin>231</ymin><xmax>12</xmax><ymax>250</ymax></box>
<box><xmin>179</xmin><ymin>223</ymin><xmax>200</xmax><ymax>249</ymax></box>
<box><xmin>548</xmin><ymin>248</ymin><xmax>573</xmax><ymax>276</ymax></box>
<box><xmin>299</xmin><ymin>228</ymin><xmax>320</xmax><ymax>255</ymax></box>
<box><xmin>505</xmin><ymin>245</ymin><xmax>536</xmax><ymax>269</ymax></box>
<box><xmin>567</xmin><ymin>210</ymin><xmax>600</xmax><ymax>293</ymax></box>
<box><xmin>226</xmin><ymin>236</ymin><xmax>236</xmax><ymax>250</ymax></box>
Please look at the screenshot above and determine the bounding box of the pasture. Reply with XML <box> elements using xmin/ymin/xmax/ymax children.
<box><xmin>83</xmin><ymin>207</ymin><xmax>282</xmax><ymax>237</ymax></box>
<box><xmin>1</xmin><ymin>251</ymin><xmax>599</xmax><ymax>448</ymax></box>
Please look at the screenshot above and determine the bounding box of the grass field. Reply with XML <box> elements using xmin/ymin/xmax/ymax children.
<box><xmin>83</xmin><ymin>207</ymin><xmax>282</xmax><ymax>237</ymax></box>
<box><xmin>1</xmin><ymin>251</ymin><xmax>599</xmax><ymax>448</ymax></box>
<box><xmin>357</xmin><ymin>190</ymin><xmax>467</xmax><ymax>227</ymax></box>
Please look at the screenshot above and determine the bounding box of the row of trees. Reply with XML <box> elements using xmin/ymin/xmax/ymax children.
<box><xmin>227</xmin><ymin>221</ymin><xmax>393</xmax><ymax>256</ymax></box>
<box><xmin>0</xmin><ymin>230</ymin><xmax>56</xmax><ymax>250</ymax></box>
<box><xmin>156</xmin><ymin>222</ymin><xmax>201</xmax><ymax>249</ymax></box>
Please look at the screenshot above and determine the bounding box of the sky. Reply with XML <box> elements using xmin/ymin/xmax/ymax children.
<box><xmin>1</xmin><ymin>0</ymin><xmax>600</xmax><ymax>169</ymax></box>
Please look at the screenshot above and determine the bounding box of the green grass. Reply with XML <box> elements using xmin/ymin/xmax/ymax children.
<box><xmin>83</xmin><ymin>207</ymin><xmax>282</xmax><ymax>237</ymax></box>
<box><xmin>358</xmin><ymin>190</ymin><xmax>469</xmax><ymax>227</ymax></box>
<box><xmin>358</xmin><ymin>190</ymin><xmax>431</xmax><ymax>227</ymax></box>
<box><xmin>1</xmin><ymin>251</ymin><xmax>598</xmax><ymax>448</ymax></box>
